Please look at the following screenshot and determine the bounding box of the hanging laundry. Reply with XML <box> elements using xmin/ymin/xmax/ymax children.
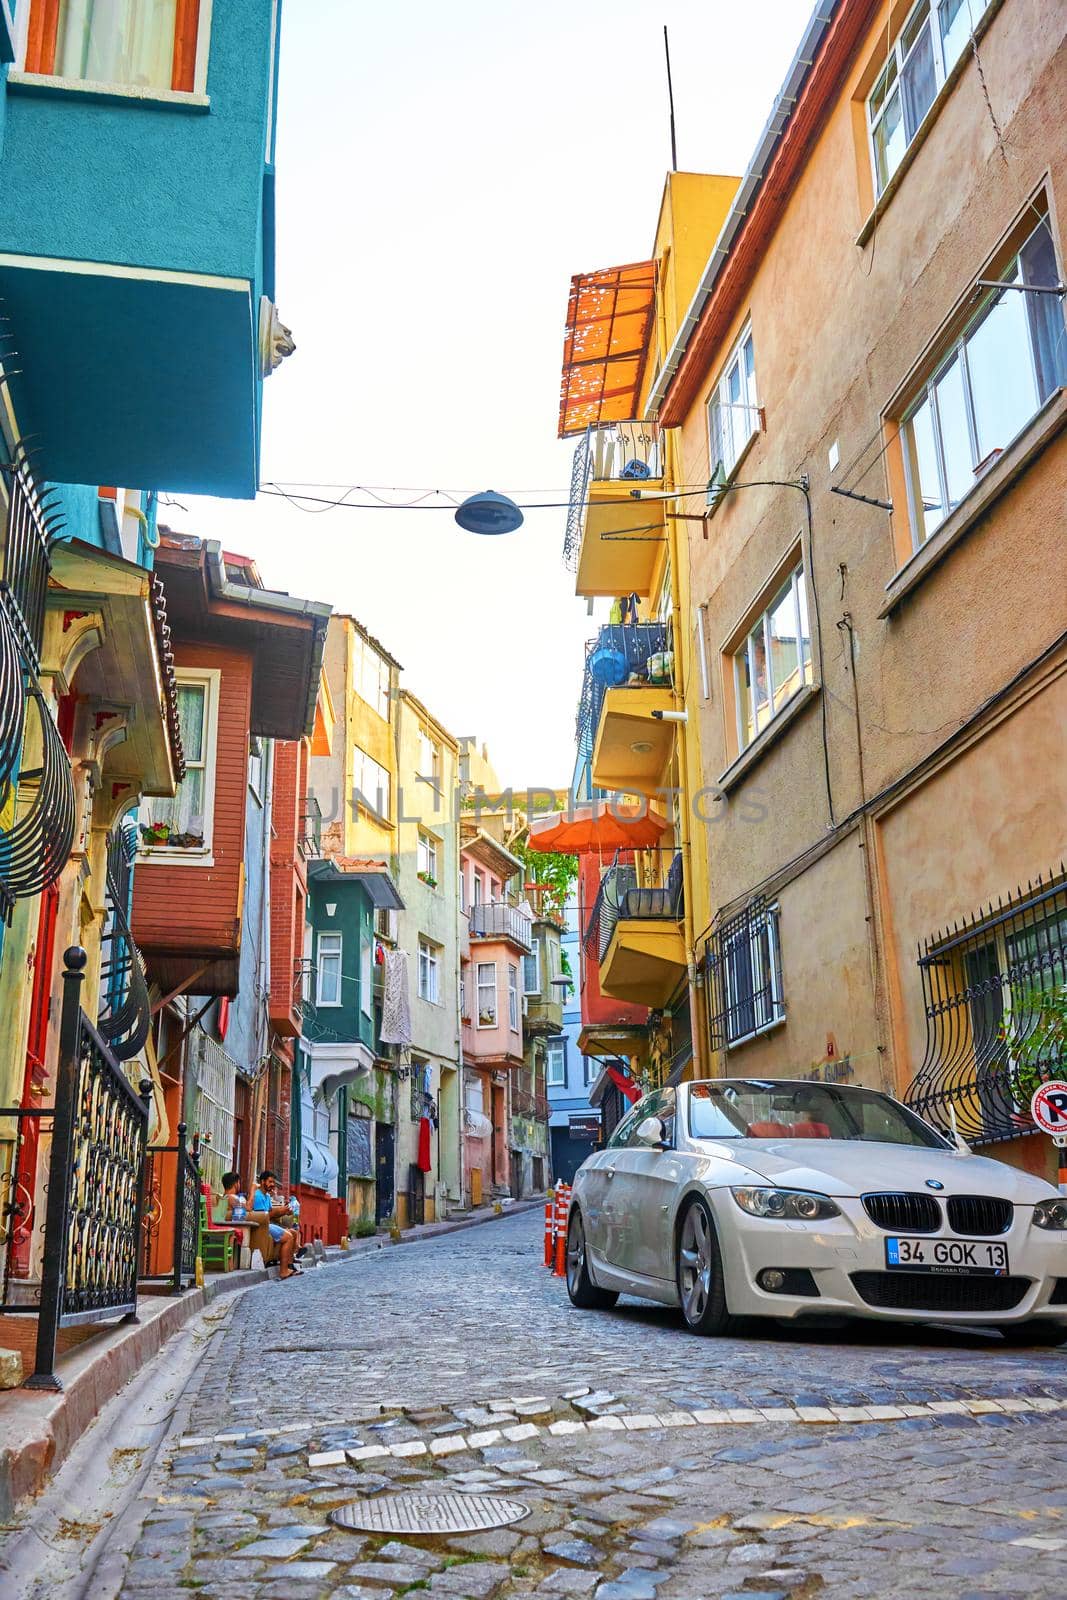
<box><xmin>417</xmin><ymin>1115</ymin><xmax>432</xmax><ymax>1172</ymax></box>
<box><xmin>379</xmin><ymin>947</ymin><xmax>412</xmax><ymax>1046</ymax></box>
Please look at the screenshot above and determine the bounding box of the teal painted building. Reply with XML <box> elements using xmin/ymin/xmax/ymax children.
<box><xmin>0</xmin><ymin>0</ymin><xmax>287</xmax><ymax>496</ymax></box>
<box><xmin>297</xmin><ymin>859</ymin><xmax>403</xmax><ymax>1230</ymax></box>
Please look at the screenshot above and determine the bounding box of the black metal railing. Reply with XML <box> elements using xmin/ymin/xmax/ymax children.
<box><xmin>575</xmin><ymin>620</ymin><xmax>669</xmax><ymax>750</ymax></box>
<box><xmin>0</xmin><ymin>682</ymin><xmax>78</xmax><ymax>926</ymax></box>
<box><xmin>24</xmin><ymin>947</ymin><xmax>152</xmax><ymax>1390</ymax></box>
<box><xmin>583</xmin><ymin>862</ymin><xmax>637</xmax><ymax>963</ymax></box>
<box><xmin>1</xmin><ymin>444</ymin><xmax>61</xmax><ymax>677</ymax></box>
<box><xmin>904</xmin><ymin>870</ymin><xmax>1067</xmax><ymax>1145</ymax></box>
<box><xmin>140</xmin><ymin>1123</ymin><xmax>200</xmax><ymax>1294</ymax></box>
<box><xmin>705</xmin><ymin>898</ymin><xmax>785</xmax><ymax>1051</ymax></box>
<box><xmin>562</xmin><ymin>421</ymin><xmax>662</xmax><ymax>571</ymax></box>
<box><xmin>299</xmin><ymin>795</ymin><xmax>322</xmax><ymax>858</ymax></box>
<box><xmin>98</xmin><ymin>816</ymin><xmax>151</xmax><ymax>1061</ymax></box>
<box><xmin>469</xmin><ymin>901</ymin><xmax>533</xmax><ymax>949</ymax></box>
<box><xmin>622</xmin><ymin>851</ymin><xmax>684</xmax><ymax>922</ymax></box>
<box><xmin>0</xmin><ymin>445</ymin><xmax>77</xmax><ymax>925</ymax></box>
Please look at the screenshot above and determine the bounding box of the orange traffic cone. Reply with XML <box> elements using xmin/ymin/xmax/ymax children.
<box><xmin>544</xmin><ymin>1198</ymin><xmax>554</xmax><ymax>1268</ymax></box>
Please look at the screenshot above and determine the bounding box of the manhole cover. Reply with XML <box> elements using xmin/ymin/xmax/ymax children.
<box><xmin>330</xmin><ymin>1491</ymin><xmax>529</xmax><ymax>1536</ymax></box>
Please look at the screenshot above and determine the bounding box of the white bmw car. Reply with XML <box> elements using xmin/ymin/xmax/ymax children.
<box><xmin>565</xmin><ymin>1078</ymin><xmax>1067</xmax><ymax>1343</ymax></box>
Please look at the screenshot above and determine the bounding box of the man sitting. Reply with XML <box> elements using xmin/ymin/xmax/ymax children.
<box><xmin>251</xmin><ymin>1169</ymin><xmax>301</xmax><ymax>1280</ymax></box>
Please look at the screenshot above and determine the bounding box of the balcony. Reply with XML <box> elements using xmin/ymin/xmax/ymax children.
<box><xmin>563</xmin><ymin>422</ymin><xmax>666</xmax><ymax>599</ymax></box>
<box><xmin>524</xmin><ymin>995</ymin><xmax>563</xmax><ymax>1036</ymax></box>
<box><xmin>586</xmin><ymin>855</ymin><xmax>686</xmax><ymax>1009</ymax></box>
<box><xmin>0</xmin><ymin>1</ymin><xmax>283</xmax><ymax>496</ymax></box>
<box><xmin>469</xmin><ymin>901</ymin><xmax>533</xmax><ymax>951</ymax></box>
<box><xmin>576</xmin><ymin>621</ymin><xmax>669</xmax><ymax>783</ymax></box>
<box><xmin>299</xmin><ymin>797</ymin><xmax>323</xmax><ymax>859</ymax></box>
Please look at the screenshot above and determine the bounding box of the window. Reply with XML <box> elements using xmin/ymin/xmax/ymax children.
<box><xmin>508</xmin><ymin>964</ymin><xmax>520</xmax><ymax>1032</ymax></box>
<box><xmin>523</xmin><ymin>942</ymin><xmax>541</xmax><ymax>996</ymax></box>
<box><xmin>460</xmin><ymin>972</ymin><xmax>467</xmax><ymax>1018</ymax></box>
<box><xmin>26</xmin><ymin>0</ymin><xmax>206</xmax><ymax>93</ymax></box>
<box><xmin>353</xmin><ymin>746</ymin><xmax>391</xmax><ymax>820</ymax></box>
<box><xmin>317</xmin><ymin>933</ymin><xmax>342</xmax><ymax>1007</ymax></box>
<box><xmin>546</xmin><ymin>1039</ymin><xmax>566</xmax><ymax>1087</ymax></box>
<box><xmin>418</xmin><ymin>938</ymin><xmax>440</xmax><ymax>1004</ymax></box>
<box><xmin>732</xmin><ymin>562</ymin><xmax>813</xmax><ymax>751</ymax></box>
<box><xmin>360</xmin><ymin>934</ymin><xmax>373</xmax><ymax>1017</ymax></box>
<box><xmin>417</xmin><ymin>831</ymin><xmax>439</xmax><ymax>884</ymax></box>
<box><xmin>583</xmin><ymin>1054</ymin><xmax>597</xmax><ymax>1087</ymax></box>
<box><xmin>476</xmin><ymin>961</ymin><xmax>497</xmax><ymax>1027</ymax></box>
<box><xmin>867</xmin><ymin>0</ymin><xmax>993</xmax><ymax>196</ymax></box>
<box><xmin>417</xmin><ymin>729</ymin><xmax>441</xmax><ymax>792</ymax></box>
<box><xmin>353</xmin><ymin>633</ymin><xmax>391</xmax><ymax>719</ymax></box>
<box><xmin>472</xmin><ymin>872</ymin><xmax>482</xmax><ymax>907</ymax></box>
<box><xmin>901</xmin><ymin>217</ymin><xmax>1066</xmax><ymax>545</ymax></box>
<box><xmin>139</xmin><ymin>668</ymin><xmax>219</xmax><ymax>858</ymax></box>
<box><xmin>707</xmin><ymin>323</ymin><xmax>759</xmax><ymax>484</ymax></box>
<box><xmin>709</xmin><ymin>902</ymin><xmax>784</xmax><ymax>1048</ymax></box>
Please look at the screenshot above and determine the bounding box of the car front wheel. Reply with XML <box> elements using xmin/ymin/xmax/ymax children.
<box><xmin>677</xmin><ymin>1197</ymin><xmax>737</xmax><ymax>1336</ymax></box>
<box><xmin>565</xmin><ymin>1207</ymin><xmax>618</xmax><ymax>1311</ymax></box>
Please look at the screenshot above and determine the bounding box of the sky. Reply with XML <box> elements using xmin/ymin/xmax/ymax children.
<box><xmin>180</xmin><ymin>0</ymin><xmax>814</xmax><ymax>790</ymax></box>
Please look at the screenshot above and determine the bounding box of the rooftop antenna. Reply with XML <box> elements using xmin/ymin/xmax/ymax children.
<box><xmin>663</xmin><ymin>25</ymin><xmax>678</xmax><ymax>171</ymax></box>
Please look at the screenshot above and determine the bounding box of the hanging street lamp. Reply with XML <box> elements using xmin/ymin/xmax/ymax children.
<box><xmin>454</xmin><ymin>490</ymin><xmax>524</xmax><ymax>535</ymax></box>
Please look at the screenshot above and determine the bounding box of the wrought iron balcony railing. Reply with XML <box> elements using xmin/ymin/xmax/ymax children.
<box><xmin>299</xmin><ymin>795</ymin><xmax>322</xmax><ymax>858</ymax></box>
<box><xmin>98</xmin><ymin>816</ymin><xmax>151</xmax><ymax>1062</ymax></box>
<box><xmin>563</xmin><ymin>421</ymin><xmax>662</xmax><ymax>571</ymax></box>
<box><xmin>575</xmin><ymin>620</ymin><xmax>669</xmax><ymax>751</ymax></box>
<box><xmin>584</xmin><ymin>853</ymin><xmax>684</xmax><ymax>966</ymax></box>
<box><xmin>469</xmin><ymin>901</ymin><xmax>533</xmax><ymax>950</ymax></box>
<box><xmin>0</xmin><ymin>442</ymin><xmax>77</xmax><ymax>924</ymax></box>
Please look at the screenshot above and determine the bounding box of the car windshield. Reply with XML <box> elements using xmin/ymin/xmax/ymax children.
<box><xmin>687</xmin><ymin>1080</ymin><xmax>948</xmax><ymax>1148</ymax></box>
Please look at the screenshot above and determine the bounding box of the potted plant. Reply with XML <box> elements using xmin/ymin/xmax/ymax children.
<box><xmin>998</xmin><ymin>984</ymin><xmax>1067</xmax><ymax>1122</ymax></box>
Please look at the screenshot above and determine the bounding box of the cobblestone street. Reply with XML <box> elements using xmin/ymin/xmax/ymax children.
<box><xmin>67</xmin><ymin>1208</ymin><xmax>1067</xmax><ymax>1600</ymax></box>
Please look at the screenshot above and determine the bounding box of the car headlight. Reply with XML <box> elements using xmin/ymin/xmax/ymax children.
<box><xmin>1033</xmin><ymin>1198</ymin><xmax>1067</xmax><ymax>1230</ymax></box>
<box><xmin>731</xmin><ymin>1187</ymin><xmax>840</xmax><ymax>1221</ymax></box>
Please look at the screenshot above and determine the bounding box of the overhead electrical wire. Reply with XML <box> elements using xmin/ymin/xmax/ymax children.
<box><xmin>258</xmin><ymin>483</ymin><xmax>718</xmax><ymax>513</ymax></box>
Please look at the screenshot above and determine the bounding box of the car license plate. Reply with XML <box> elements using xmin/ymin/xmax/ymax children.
<box><xmin>885</xmin><ymin>1236</ymin><xmax>1009</xmax><ymax>1275</ymax></box>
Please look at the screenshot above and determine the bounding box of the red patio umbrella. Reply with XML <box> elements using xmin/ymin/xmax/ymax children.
<box><xmin>527</xmin><ymin>800</ymin><xmax>667</xmax><ymax>856</ymax></box>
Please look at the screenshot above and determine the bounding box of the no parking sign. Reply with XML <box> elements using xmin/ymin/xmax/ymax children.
<box><xmin>1030</xmin><ymin>1082</ymin><xmax>1067</xmax><ymax>1138</ymax></box>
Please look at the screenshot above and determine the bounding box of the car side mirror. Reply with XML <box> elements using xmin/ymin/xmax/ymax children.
<box><xmin>636</xmin><ymin>1115</ymin><xmax>668</xmax><ymax>1150</ymax></box>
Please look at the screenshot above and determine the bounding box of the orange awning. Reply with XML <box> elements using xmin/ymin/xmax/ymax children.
<box><xmin>557</xmin><ymin>261</ymin><xmax>657</xmax><ymax>439</ymax></box>
<box><xmin>528</xmin><ymin>800</ymin><xmax>667</xmax><ymax>855</ymax></box>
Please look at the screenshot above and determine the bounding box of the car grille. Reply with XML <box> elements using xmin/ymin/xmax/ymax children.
<box><xmin>862</xmin><ymin>1192</ymin><xmax>941</xmax><ymax>1233</ymax></box>
<box><xmin>946</xmin><ymin>1195</ymin><xmax>1013</xmax><ymax>1236</ymax></box>
<box><xmin>850</xmin><ymin>1272</ymin><xmax>1028</xmax><ymax>1313</ymax></box>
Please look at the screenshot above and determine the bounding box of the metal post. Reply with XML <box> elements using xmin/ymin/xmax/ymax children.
<box><xmin>24</xmin><ymin>947</ymin><xmax>86</xmax><ymax>1391</ymax></box>
<box><xmin>123</xmin><ymin>1078</ymin><xmax>153</xmax><ymax>1322</ymax></box>
<box><xmin>171</xmin><ymin>1122</ymin><xmax>188</xmax><ymax>1294</ymax></box>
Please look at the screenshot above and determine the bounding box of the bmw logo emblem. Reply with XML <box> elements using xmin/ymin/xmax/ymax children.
<box><xmin>925</xmin><ymin>1179</ymin><xmax>945</xmax><ymax>1190</ymax></box>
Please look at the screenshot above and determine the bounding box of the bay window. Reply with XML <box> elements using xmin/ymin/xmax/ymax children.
<box><xmin>476</xmin><ymin>961</ymin><xmax>497</xmax><ymax>1028</ymax></box>
<box><xmin>316</xmin><ymin>933</ymin><xmax>342</xmax><ymax>1007</ymax></box>
<box><xmin>26</xmin><ymin>0</ymin><xmax>206</xmax><ymax>94</ymax></box>
<box><xmin>867</xmin><ymin>0</ymin><xmax>993</xmax><ymax>196</ymax></box>
<box><xmin>732</xmin><ymin>563</ymin><xmax>813</xmax><ymax>752</ymax></box>
<box><xmin>901</xmin><ymin>216</ymin><xmax>1066</xmax><ymax>546</ymax></box>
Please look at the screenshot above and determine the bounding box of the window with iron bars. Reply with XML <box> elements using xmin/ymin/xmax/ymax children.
<box><xmin>706</xmin><ymin>899</ymin><xmax>785</xmax><ymax>1050</ymax></box>
<box><xmin>904</xmin><ymin>869</ymin><xmax>1067</xmax><ymax>1145</ymax></box>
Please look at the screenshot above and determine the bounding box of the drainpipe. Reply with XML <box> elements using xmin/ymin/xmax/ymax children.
<box><xmin>665</xmin><ymin>434</ymin><xmax>705</xmax><ymax>1082</ymax></box>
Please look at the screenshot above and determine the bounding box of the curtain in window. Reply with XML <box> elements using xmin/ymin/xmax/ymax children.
<box><xmin>56</xmin><ymin>0</ymin><xmax>178</xmax><ymax>90</ymax></box>
<box><xmin>146</xmin><ymin>684</ymin><xmax>206</xmax><ymax>839</ymax></box>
